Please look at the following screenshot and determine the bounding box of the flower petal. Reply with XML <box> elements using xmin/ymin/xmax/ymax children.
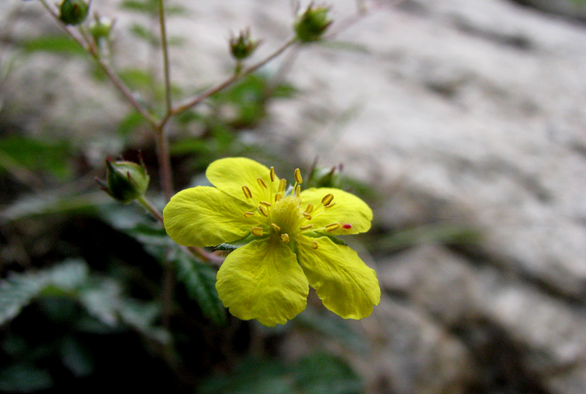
<box><xmin>207</xmin><ymin>157</ymin><xmax>279</xmax><ymax>204</ymax></box>
<box><xmin>296</xmin><ymin>236</ymin><xmax>380</xmax><ymax>319</ymax></box>
<box><xmin>300</xmin><ymin>187</ymin><xmax>373</xmax><ymax>235</ymax></box>
<box><xmin>163</xmin><ymin>186</ymin><xmax>255</xmax><ymax>247</ymax></box>
<box><xmin>216</xmin><ymin>238</ymin><xmax>309</xmax><ymax>326</ymax></box>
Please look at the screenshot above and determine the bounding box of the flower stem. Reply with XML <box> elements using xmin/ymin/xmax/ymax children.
<box><xmin>157</xmin><ymin>0</ymin><xmax>173</xmax><ymax>113</ymax></box>
<box><xmin>136</xmin><ymin>195</ymin><xmax>164</xmax><ymax>222</ymax></box>
<box><xmin>157</xmin><ymin>37</ymin><xmax>298</xmax><ymax>129</ymax></box>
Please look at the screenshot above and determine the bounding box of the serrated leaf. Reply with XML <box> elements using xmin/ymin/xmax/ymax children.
<box><xmin>118</xmin><ymin>299</ymin><xmax>170</xmax><ymax>344</ymax></box>
<box><xmin>293</xmin><ymin>352</ymin><xmax>362</xmax><ymax>394</ymax></box>
<box><xmin>0</xmin><ymin>259</ymin><xmax>88</xmax><ymax>326</ymax></box>
<box><xmin>173</xmin><ymin>250</ymin><xmax>226</xmax><ymax>326</ymax></box>
<box><xmin>296</xmin><ymin>308</ymin><xmax>366</xmax><ymax>352</ymax></box>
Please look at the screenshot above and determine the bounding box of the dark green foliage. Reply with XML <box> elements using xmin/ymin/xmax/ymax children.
<box><xmin>198</xmin><ymin>352</ymin><xmax>362</xmax><ymax>394</ymax></box>
<box><xmin>0</xmin><ymin>136</ymin><xmax>74</xmax><ymax>180</ymax></box>
<box><xmin>171</xmin><ymin>249</ymin><xmax>227</xmax><ymax>326</ymax></box>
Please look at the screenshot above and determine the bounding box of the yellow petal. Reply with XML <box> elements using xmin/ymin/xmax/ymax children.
<box><xmin>216</xmin><ymin>238</ymin><xmax>309</xmax><ymax>326</ymax></box>
<box><xmin>207</xmin><ymin>157</ymin><xmax>279</xmax><ymax>203</ymax></box>
<box><xmin>163</xmin><ymin>186</ymin><xmax>255</xmax><ymax>247</ymax></box>
<box><xmin>296</xmin><ymin>236</ymin><xmax>380</xmax><ymax>319</ymax></box>
<box><xmin>300</xmin><ymin>187</ymin><xmax>373</xmax><ymax>235</ymax></box>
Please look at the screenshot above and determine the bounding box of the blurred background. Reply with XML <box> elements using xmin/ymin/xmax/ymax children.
<box><xmin>1</xmin><ymin>0</ymin><xmax>586</xmax><ymax>393</ymax></box>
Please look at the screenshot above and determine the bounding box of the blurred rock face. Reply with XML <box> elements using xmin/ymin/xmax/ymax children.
<box><xmin>2</xmin><ymin>0</ymin><xmax>586</xmax><ymax>393</ymax></box>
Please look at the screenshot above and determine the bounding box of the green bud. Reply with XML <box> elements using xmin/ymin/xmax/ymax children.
<box><xmin>307</xmin><ymin>164</ymin><xmax>342</xmax><ymax>188</ymax></box>
<box><xmin>294</xmin><ymin>4</ymin><xmax>332</xmax><ymax>43</ymax></box>
<box><xmin>229</xmin><ymin>29</ymin><xmax>260</xmax><ymax>61</ymax></box>
<box><xmin>96</xmin><ymin>157</ymin><xmax>150</xmax><ymax>204</ymax></box>
<box><xmin>89</xmin><ymin>16</ymin><xmax>113</xmax><ymax>44</ymax></box>
<box><xmin>59</xmin><ymin>0</ymin><xmax>89</xmax><ymax>25</ymax></box>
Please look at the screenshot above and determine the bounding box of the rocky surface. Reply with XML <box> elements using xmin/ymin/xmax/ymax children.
<box><xmin>2</xmin><ymin>0</ymin><xmax>586</xmax><ymax>393</ymax></box>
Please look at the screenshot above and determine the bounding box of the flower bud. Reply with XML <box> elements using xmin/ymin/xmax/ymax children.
<box><xmin>294</xmin><ymin>4</ymin><xmax>332</xmax><ymax>43</ymax></box>
<box><xmin>89</xmin><ymin>16</ymin><xmax>114</xmax><ymax>44</ymax></box>
<box><xmin>229</xmin><ymin>29</ymin><xmax>260</xmax><ymax>61</ymax></box>
<box><xmin>307</xmin><ymin>164</ymin><xmax>342</xmax><ymax>188</ymax></box>
<box><xmin>96</xmin><ymin>157</ymin><xmax>150</xmax><ymax>204</ymax></box>
<box><xmin>59</xmin><ymin>0</ymin><xmax>89</xmax><ymax>26</ymax></box>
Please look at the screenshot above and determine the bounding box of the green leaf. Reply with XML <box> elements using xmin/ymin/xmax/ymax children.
<box><xmin>18</xmin><ymin>36</ymin><xmax>84</xmax><ymax>55</ymax></box>
<box><xmin>296</xmin><ymin>308</ymin><xmax>366</xmax><ymax>352</ymax></box>
<box><xmin>198</xmin><ymin>358</ymin><xmax>290</xmax><ymax>394</ymax></box>
<box><xmin>172</xmin><ymin>249</ymin><xmax>226</xmax><ymax>326</ymax></box>
<box><xmin>0</xmin><ymin>136</ymin><xmax>74</xmax><ymax>180</ymax></box>
<box><xmin>0</xmin><ymin>191</ymin><xmax>112</xmax><ymax>224</ymax></box>
<box><xmin>293</xmin><ymin>352</ymin><xmax>362</xmax><ymax>394</ymax></box>
<box><xmin>59</xmin><ymin>336</ymin><xmax>94</xmax><ymax>377</ymax></box>
<box><xmin>0</xmin><ymin>259</ymin><xmax>88</xmax><ymax>326</ymax></box>
<box><xmin>0</xmin><ymin>363</ymin><xmax>53</xmax><ymax>392</ymax></box>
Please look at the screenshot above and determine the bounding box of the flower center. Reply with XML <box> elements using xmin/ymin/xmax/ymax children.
<box><xmin>240</xmin><ymin>166</ymin><xmax>342</xmax><ymax>249</ymax></box>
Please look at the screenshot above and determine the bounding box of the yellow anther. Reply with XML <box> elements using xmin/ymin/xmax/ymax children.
<box><xmin>271</xmin><ymin>223</ymin><xmax>281</xmax><ymax>232</ymax></box>
<box><xmin>281</xmin><ymin>233</ymin><xmax>290</xmax><ymax>244</ymax></box>
<box><xmin>322</xmin><ymin>193</ymin><xmax>334</xmax><ymax>206</ymax></box>
<box><xmin>326</xmin><ymin>223</ymin><xmax>340</xmax><ymax>232</ymax></box>
<box><xmin>311</xmin><ymin>240</ymin><xmax>319</xmax><ymax>249</ymax></box>
<box><xmin>270</xmin><ymin>167</ymin><xmax>276</xmax><ymax>182</ymax></box>
<box><xmin>300</xmin><ymin>224</ymin><xmax>314</xmax><ymax>230</ymax></box>
<box><xmin>243</xmin><ymin>211</ymin><xmax>255</xmax><ymax>218</ymax></box>
<box><xmin>257</xmin><ymin>177</ymin><xmax>267</xmax><ymax>189</ymax></box>
<box><xmin>324</xmin><ymin>202</ymin><xmax>337</xmax><ymax>209</ymax></box>
<box><xmin>305</xmin><ymin>204</ymin><xmax>314</xmax><ymax>214</ymax></box>
<box><xmin>275</xmin><ymin>193</ymin><xmax>283</xmax><ymax>202</ymax></box>
<box><xmin>260</xmin><ymin>201</ymin><xmax>272</xmax><ymax>207</ymax></box>
<box><xmin>242</xmin><ymin>185</ymin><xmax>252</xmax><ymax>199</ymax></box>
<box><xmin>302</xmin><ymin>212</ymin><xmax>312</xmax><ymax>220</ymax></box>
<box><xmin>258</xmin><ymin>205</ymin><xmax>269</xmax><ymax>217</ymax></box>
<box><xmin>294</xmin><ymin>168</ymin><xmax>303</xmax><ymax>184</ymax></box>
<box><xmin>295</xmin><ymin>185</ymin><xmax>301</xmax><ymax>197</ymax></box>
<box><xmin>278</xmin><ymin>179</ymin><xmax>287</xmax><ymax>193</ymax></box>
<box><xmin>252</xmin><ymin>227</ymin><xmax>264</xmax><ymax>237</ymax></box>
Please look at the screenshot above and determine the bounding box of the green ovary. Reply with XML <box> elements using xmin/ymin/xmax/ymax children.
<box><xmin>270</xmin><ymin>196</ymin><xmax>304</xmax><ymax>236</ymax></box>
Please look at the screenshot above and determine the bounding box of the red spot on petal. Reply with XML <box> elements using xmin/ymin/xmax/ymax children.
<box><xmin>342</xmin><ymin>224</ymin><xmax>352</xmax><ymax>229</ymax></box>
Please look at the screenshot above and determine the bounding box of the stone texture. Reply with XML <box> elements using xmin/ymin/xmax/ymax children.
<box><xmin>2</xmin><ymin>0</ymin><xmax>586</xmax><ymax>393</ymax></box>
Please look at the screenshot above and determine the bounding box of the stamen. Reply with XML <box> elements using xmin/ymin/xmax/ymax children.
<box><xmin>326</xmin><ymin>223</ymin><xmax>340</xmax><ymax>232</ymax></box>
<box><xmin>242</xmin><ymin>185</ymin><xmax>252</xmax><ymax>199</ymax></box>
<box><xmin>260</xmin><ymin>201</ymin><xmax>272</xmax><ymax>207</ymax></box>
<box><xmin>324</xmin><ymin>202</ymin><xmax>336</xmax><ymax>209</ymax></box>
<box><xmin>252</xmin><ymin>227</ymin><xmax>264</xmax><ymax>237</ymax></box>
<box><xmin>305</xmin><ymin>204</ymin><xmax>314</xmax><ymax>214</ymax></box>
<box><xmin>243</xmin><ymin>211</ymin><xmax>255</xmax><ymax>218</ymax></box>
<box><xmin>257</xmin><ymin>177</ymin><xmax>268</xmax><ymax>189</ymax></box>
<box><xmin>258</xmin><ymin>205</ymin><xmax>269</xmax><ymax>217</ymax></box>
<box><xmin>294</xmin><ymin>168</ymin><xmax>303</xmax><ymax>184</ymax></box>
<box><xmin>271</xmin><ymin>223</ymin><xmax>281</xmax><ymax>232</ymax></box>
<box><xmin>311</xmin><ymin>240</ymin><xmax>318</xmax><ymax>249</ymax></box>
<box><xmin>278</xmin><ymin>179</ymin><xmax>287</xmax><ymax>193</ymax></box>
<box><xmin>300</xmin><ymin>224</ymin><xmax>313</xmax><ymax>230</ymax></box>
<box><xmin>302</xmin><ymin>212</ymin><xmax>312</xmax><ymax>220</ymax></box>
<box><xmin>270</xmin><ymin>167</ymin><xmax>276</xmax><ymax>182</ymax></box>
<box><xmin>295</xmin><ymin>185</ymin><xmax>301</xmax><ymax>197</ymax></box>
<box><xmin>275</xmin><ymin>193</ymin><xmax>283</xmax><ymax>202</ymax></box>
<box><xmin>322</xmin><ymin>193</ymin><xmax>334</xmax><ymax>206</ymax></box>
<box><xmin>281</xmin><ymin>233</ymin><xmax>290</xmax><ymax>244</ymax></box>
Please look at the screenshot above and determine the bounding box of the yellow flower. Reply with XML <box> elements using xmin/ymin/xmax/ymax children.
<box><xmin>163</xmin><ymin>157</ymin><xmax>380</xmax><ymax>327</ymax></box>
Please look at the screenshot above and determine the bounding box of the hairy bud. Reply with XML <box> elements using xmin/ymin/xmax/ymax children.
<box><xmin>294</xmin><ymin>4</ymin><xmax>332</xmax><ymax>43</ymax></box>
<box><xmin>229</xmin><ymin>28</ymin><xmax>260</xmax><ymax>61</ymax></box>
<box><xmin>96</xmin><ymin>157</ymin><xmax>150</xmax><ymax>204</ymax></box>
<box><xmin>59</xmin><ymin>0</ymin><xmax>89</xmax><ymax>26</ymax></box>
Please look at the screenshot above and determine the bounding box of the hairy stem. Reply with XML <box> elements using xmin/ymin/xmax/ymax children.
<box><xmin>157</xmin><ymin>0</ymin><xmax>173</xmax><ymax>113</ymax></box>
